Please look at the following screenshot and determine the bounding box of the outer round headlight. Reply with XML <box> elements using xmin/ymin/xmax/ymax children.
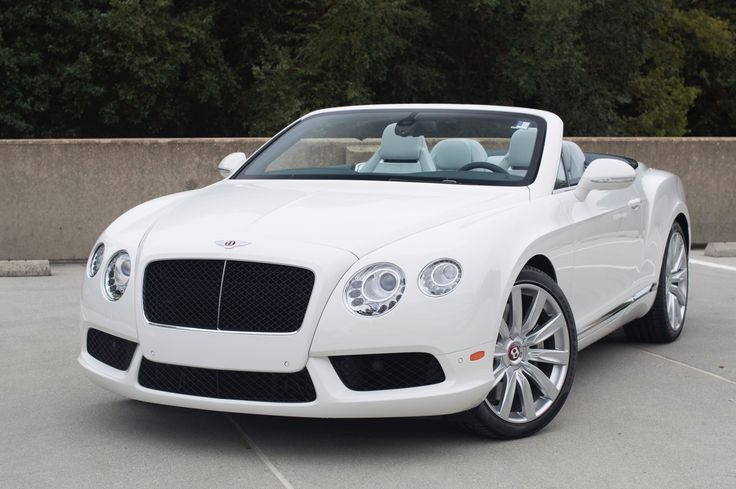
<box><xmin>344</xmin><ymin>263</ymin><xmax>406</xmax><ymax>316</ymax></box>
<box><xmin>104</xmin><ymin>251</ymin><xmax>131</xmax><ymax>301</ymax></box>
<box><xmin>88</xmin><ymin>243</ymin><xmax>104</xmax><ymax>277</ymax></box>
<box><xmin>419</xmin><ymin>259</ymin><xmax>462</xmax><ymax>296</ymax></box>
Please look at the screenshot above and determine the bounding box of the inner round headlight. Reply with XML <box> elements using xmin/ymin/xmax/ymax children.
<box><xmin>419</xmin><ymin>259</ymin><xmax>462</xmax><ymax>296</ymax></box>
<box><xmin>88</xmin><ymin>243</ymin><xmax>104</xmax><ymax>277</ymax></box>
<box><xmin>344</xmin><ymin>263</ymin><xmax>405</xmax><ymax>316</ymax></box>
<box><xmin>104</xmin><ymin>251</ymin><xmax>131</xmax><ymax>301</ymax></box>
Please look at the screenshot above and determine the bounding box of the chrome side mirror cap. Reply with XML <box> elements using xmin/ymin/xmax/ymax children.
<box><xmin>218</xmin><ymin>152</ymin><xmax>247</xmax><ymax>178</ymax></box>
<box><xmin>575</xmin><ymin>158</ymin><xmax>636</xmax><ymax>201</ymax></box>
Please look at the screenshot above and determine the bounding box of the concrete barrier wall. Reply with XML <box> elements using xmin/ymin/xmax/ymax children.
<box><xmin>1</xmin><ymin>137</ymin><xmax>734</xmax><ymax>260</ymax></box>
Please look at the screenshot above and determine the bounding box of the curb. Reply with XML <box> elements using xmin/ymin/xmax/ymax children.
<box><xmin>0</xmin><ymin>260</ymin><xmax>52</xmax><ymax>277</ymax></box>
<box><xmin>704</xmin><ymin>242</ymin><xmax>736</xmax><ymax>257</ymax></box>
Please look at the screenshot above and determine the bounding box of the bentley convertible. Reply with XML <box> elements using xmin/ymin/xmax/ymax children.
<box><xmin>79</xmin><ymin>104</ymin><xmax>689</xmax><ymax>438</ymax></box>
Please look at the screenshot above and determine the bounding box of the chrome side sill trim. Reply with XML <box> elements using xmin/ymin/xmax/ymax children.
<box><xmin>578</xmin><ymin>283</ymin><xmax>656</xmax><ymax>335</ymax></box>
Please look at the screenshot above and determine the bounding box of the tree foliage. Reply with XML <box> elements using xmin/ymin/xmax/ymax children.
<box><xmin>0</xmin><ymin>0</ymin><xmax>733</xmax><ymax>137</ymax></box>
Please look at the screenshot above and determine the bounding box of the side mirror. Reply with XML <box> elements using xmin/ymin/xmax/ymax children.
<box><xmin>575</xmin><ymin>158</ymin><xmax>636</xmax><ymax>201</ymax></box>
<box><xmin>218</xmin><ymin>152</ymin><xmax>247</xmax><ymax>178</ymax></box>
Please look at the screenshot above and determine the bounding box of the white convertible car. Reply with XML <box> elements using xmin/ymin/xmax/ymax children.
<box><xmin>80</xmin><ymin>104</ymin><xmax>689</xmax><ymax>438</ymax></box>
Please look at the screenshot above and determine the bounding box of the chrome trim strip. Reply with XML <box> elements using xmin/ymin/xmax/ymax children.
<box><xmin>579</xmin><ymin>283</ymin><xmax>656</xmax><ymax>335</ymax></box>
<box><xmin>215</xmin><ymin>260</ymin><xmax>227</xmax><ymax>329</ymax></box>
<box><xmin>145</xmin><ymin>320</ymin><xmax>301</xmax><ymax>336</ymax></box>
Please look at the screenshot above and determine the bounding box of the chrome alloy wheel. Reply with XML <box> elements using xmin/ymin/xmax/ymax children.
<box><xmin>665</xmin><ymin>231</ymin><xmax>688</xmax><ymax>331</ymax></box>
<box><xmin>487</xmin><ymin>284</ymin><xmax>571</xmax><ymax>424</ymax></box>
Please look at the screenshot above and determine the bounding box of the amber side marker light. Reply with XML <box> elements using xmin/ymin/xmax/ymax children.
<box><xmin>469</xmin><ymin>351</ymin><xmax>485</xmax><ymax>361</ymax></box>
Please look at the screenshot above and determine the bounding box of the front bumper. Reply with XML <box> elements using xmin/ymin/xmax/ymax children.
<box><xmin>79</xmin><ymin>333</ymin><xmax>494</xmax><ymax>418</ymax></box>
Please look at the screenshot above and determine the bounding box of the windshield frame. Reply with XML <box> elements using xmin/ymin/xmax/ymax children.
<box><xmin>232</xmin><ymin>108</ymin><xmax>548</xmax><ymax>186</ymax></box>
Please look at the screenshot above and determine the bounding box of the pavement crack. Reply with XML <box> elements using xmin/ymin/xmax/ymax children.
<box><xmin>225</xmin><ymin>414</ymin><xmax>295</xmax><ymax>489</ymax></box>
<box><xmin>634</xmin><ymin>348</ymin><xmax>736</xmax><ymax>386</ymax></box>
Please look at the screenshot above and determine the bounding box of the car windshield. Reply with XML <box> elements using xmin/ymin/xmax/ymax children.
<box><xmin>235</xmin><ymin>109</ymin><xmax>546</xmax><ymax>186</ymax></box>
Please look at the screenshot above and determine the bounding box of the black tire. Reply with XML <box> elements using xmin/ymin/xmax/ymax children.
<box><xmin>449</xmin><ymin>266</ymin><xmax>577</xmax><ymax>439</ymax></box>
<box><xmin>624</xmin><ymin>222</ymin><xmax>688</xmax><ymax>343</ymax></box>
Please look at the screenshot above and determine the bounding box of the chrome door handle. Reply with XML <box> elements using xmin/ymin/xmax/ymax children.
<box><xmin>628</xmin><ymin>198</ymin><xmax>642</xmax><ymax>210</ymax></box>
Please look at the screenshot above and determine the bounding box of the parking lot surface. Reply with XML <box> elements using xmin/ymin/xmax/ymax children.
<box><xmin>2</xmin><ymin>253</ymin><xmax>734</xmax><ymax>489</ymax></box>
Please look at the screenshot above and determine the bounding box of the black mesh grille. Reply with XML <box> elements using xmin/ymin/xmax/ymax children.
<box><xmin>143</xmin><ymin>260</ymin><xmax>222</xmax><ymax>329</ymax></box>
<box><xmin>142</xmin><ymin>260</ymin><xmax>315</xmax><ymax>333</ymax></box>
<box><xmin>138</xmin><ymin>358</ymin><xmax>316</xmax><ymax>402</ymax></box>
<box><xmin>86</xmin><ymin>328</ymin><xmax>137</xmax><ymax>371</ymax></box>
<box><xmin>219</xmin><ymin>261</ymin><xmax>314</xmax><ymax>332</ymax></box>
<box><xmin>330</xmin><ymin>353</ymin><xmax>445</xmax><ymax>391</ymax></box>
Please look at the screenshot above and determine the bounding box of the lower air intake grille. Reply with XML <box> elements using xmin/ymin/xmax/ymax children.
<box><xmin>330</xmin><ymin>353</ymin><xmax>445</xmax><ymax>391</ymax></box>
<box><xmin>138</xmin><ymin>358</ymin><xmax>316</xmax><ymax>403</ymax></box>
<box><xmin>86</xmin><ymin>328</ymin><xmax>137</xmax><ymax>371</ymax></box>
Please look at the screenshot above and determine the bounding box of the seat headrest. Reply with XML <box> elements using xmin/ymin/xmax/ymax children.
<box><xmin>380</xmin><ymin>123</ymin><xmax>427</xmax><ymax>161</ymax></box>
<box><xmin>430</xmin><ymin>139</ymin><xmax>488</xmax><ymax>170</ymax></box>
<box><xmin>561</xmin><ymin>141</ymin><xmax>585</xmax><ymax>178</ymax></box>
<box><xmin>506</xmin><ymin>128</ymin><xmax>538</xmax><ymax>169</ymax></box>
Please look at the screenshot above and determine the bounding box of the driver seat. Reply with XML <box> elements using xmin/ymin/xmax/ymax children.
<box><xmin>430</xmin><ymin>138</ymin><xmax>488</xmax><ymax>171</ymax></box>
<box><xmin>358</xmin><ymin>123</ymin><xmax>436</xmax><ymax>174</ymax></box>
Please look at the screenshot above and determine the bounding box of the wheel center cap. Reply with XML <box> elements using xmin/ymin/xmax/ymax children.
<box><xmin>507</xmin><ymin>342</ymin><xmax>522</xmax><ymax>364</ymax></box>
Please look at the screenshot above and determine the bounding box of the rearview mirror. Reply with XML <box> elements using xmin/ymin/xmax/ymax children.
<box><xmin>575</xmin><ymin>158</ymin><xmax>636</xmax><ymax>201</ymax></box>
<box><xmin>218</xmin><ymin>152</ymin><xmax>247</xmax><ymax>178</ymax></box>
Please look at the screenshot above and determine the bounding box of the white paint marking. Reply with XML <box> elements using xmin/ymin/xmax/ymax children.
<box><xmin>226</xmin><ymin>414</ymin><xmax>295</xmax><ymax>489</ymax></box>
<box><xmin>637</xmin><ymin>348</ymin><xmax>736</xmax><ymax>386</ymax></box>
<box><xmin>690</xmin><ymin>259</ymin><xmax>736</xmax><ymax>273</ymax></box>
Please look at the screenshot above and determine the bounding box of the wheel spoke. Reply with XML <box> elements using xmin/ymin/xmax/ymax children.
<box><xmin>509</xmin><ymin>287</ymin><xmax>523</xmax><ymax>337</ymax></box>
<box><xmin>667</xmin><ymin>293</ymin><xmax>676</xmax><ymax>324</ymax></box>
<box><xmin>489</xmin><ymin>364</ymin><xmax>506</xmax><ymax>390</ymax></box>
<box><xmin>669</xmin><ymin>283</ymin><xmax>686</xmax><ymax>306</ymax></box>
<box><xmin>498</xmin><ymin>319</ymin><xmax>510</xmax><ymax>341</ymax></box>
<box><xmin>670</xmin><ymin>269</ymin><xmax>687</xmax><ymax>284</ymax></box>
<box><xmin>516</xmin><ymin>371</ymin><xmax>536</xmax><ymax>421</ymax></box>
<box><xmin>494</xmin><ymin>343</ymin><xmax>507</xmax><ymax>358</ymax></box>
<box><xmin>673</xmin><ymin>241</ymin><xmax>686</xmax><ymax>273</ymax></box>
<box><xmin>527</xmin><ymin>348</ymin><xmax>569</xmax><ymax>365</ymax></box>
<box><xmin>498</xmin><ymin>370</ymin><xmax>517</xmax><ymax>418</ymax></box>
<box><xmin>521</xmin><ymin>289</ymin><xmax>546</xmax><ymax>336</ymax></box>
<box><xmin>522</xmin><ymin>362</ymin><xmax>559</xmax><ymax>399</ymax></box>
<box><xmin>524</xmin><ymin>313</ymin><xmax>564</xmax><ymax>346</ymax></box>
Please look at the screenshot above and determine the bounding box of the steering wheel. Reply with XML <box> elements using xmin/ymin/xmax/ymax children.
<box><xmin>458</xmin><ymin>161</ymin><xmax>509</xmax><ymax>173</ymax></box>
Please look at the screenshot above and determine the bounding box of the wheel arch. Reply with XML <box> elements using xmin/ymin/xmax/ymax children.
<box><xmin>524</xmin><ymin>254</ymin><xmax>557</xmax><ymax>282</ymax></box>
<box><xmin>674</xmin><ymin>213</ymin><xmax>690</xmax><ymax>247</ymax></box>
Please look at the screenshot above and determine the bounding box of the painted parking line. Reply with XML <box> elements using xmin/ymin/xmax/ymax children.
<box><xmin>689</xmin><ymin>259</ymin><xmax>736</xmax><ymax>273</ymax></box>
<box><xmin>225</xmin><ymin>414</ymin><xmax>295</xmax><ymax>489</ymax></box>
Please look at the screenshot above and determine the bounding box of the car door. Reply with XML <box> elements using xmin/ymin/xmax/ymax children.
<box><xmin>556</xmin><ymin>160</ymin><xmax>645</xmax><ymax>332</ymax></box>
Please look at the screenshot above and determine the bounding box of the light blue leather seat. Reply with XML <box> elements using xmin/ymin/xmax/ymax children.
<box><xmin>358</xmin><ymin>124</ymin><xmax>436</xmax><ymax>174</ymax></box>
<box><xmin>498</xmin><ymin>128</ymin><xmax>537</xmax><ymax>176</ymax></box>
<box><xmin>430</xmin><ymin>138</ymin><xmax>488</xmax><ymax>171</ymax></box>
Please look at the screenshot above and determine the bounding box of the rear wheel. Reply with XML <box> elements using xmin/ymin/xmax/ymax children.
<box><xmin>450</xmin><ymin>267</ymin><xmax>577</xmax><ymax>439</ymax></box>
<box><xmin>624</xmin><ymin>222</ymin><xmax>688</xmax><ymax>343</ymax></box>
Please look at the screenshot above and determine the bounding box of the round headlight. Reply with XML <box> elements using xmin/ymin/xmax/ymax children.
<box><xmin>419</xmin><ymin>259</ymin><xmax>462</xmax><ymax>296</ymax></box>
<box><xmin>344</xmin><ymin>263</ymin><xmax>406</xmax><ymax>316</ymax></box>
<box><xmin>88</xmin><ymin>243</ymin><xmax>104</xmax><ymax>277</ymax></box>
<box><xmin>104</xmin><ymin>251</ymin><xmax>131</xmax><ymax>301</ymax></box>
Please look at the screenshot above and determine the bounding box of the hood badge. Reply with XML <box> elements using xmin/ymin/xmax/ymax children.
<box><xmin>215</xmin><ymin>240</ymin><xmax>251</xmax><ymax>250</ymax></box>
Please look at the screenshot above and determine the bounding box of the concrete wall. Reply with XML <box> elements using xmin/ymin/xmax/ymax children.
<box><xmin>1</xmin><ymin>137</ymin><xmax>734</xmax><ymax>260</ymax></box>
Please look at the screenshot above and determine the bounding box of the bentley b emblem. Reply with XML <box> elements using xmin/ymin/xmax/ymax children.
<box><xmin>215</xmin><ymin>240</ymin><xmax>250</xmax><ymax>249</ymax></box>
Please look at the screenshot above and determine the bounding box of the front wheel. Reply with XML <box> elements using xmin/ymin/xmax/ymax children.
<box><xmin>450</xmin><ymin>266</ymin><xmax>577</xmax><ymax>439</ymax></box>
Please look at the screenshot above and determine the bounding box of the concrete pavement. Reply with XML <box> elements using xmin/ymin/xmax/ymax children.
<box><xmin>1</xmin><ymin>261</ymin><xmax>734</xmax><ymax>488</ymax></box>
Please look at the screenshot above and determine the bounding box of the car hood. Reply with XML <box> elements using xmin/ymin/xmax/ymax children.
<box><xmin>141</xmin><ymin>179</ymin><xmax>529</xmax><ymax>257</ymax></box>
